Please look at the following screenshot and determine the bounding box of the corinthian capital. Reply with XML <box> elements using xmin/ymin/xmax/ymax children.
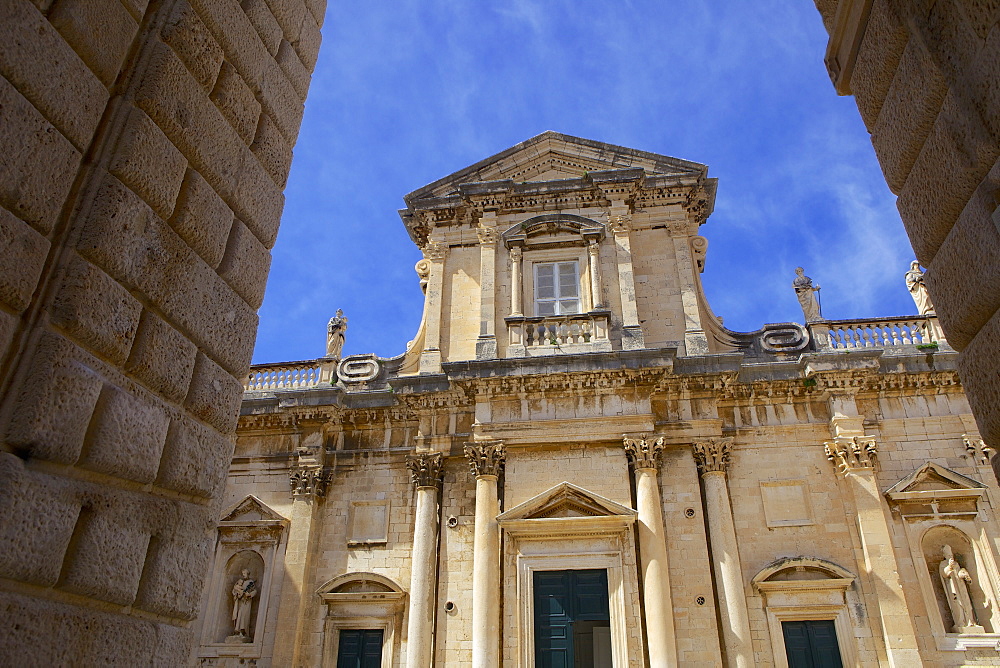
<box><xmin>422</xmin><ymin>240</ymin><xmax>446</xmax><ymax>261</ymax></box>
<box><xmin>406</xmin><ymin>452</ymin><xmax>444</xmax><ymax>488</ymax></box>
<box><xmin>623</xmin><ymin>434</ymin><xmax>664</xmax><ymax>470</ymax></box>
<box><xmin>476</xmin><ymin>225</ymin><xmax>499</xmax><ymax>244</ymax></box>
<box><xmin>289</xmin><ymin>467</ymin><xmax>331</xmax><ymax>499</ymax></box>
<box><xmin>824</xmin><ymin>436</ymin><xmax>877</xmax><ymax>474</ymax></box>
<box><xmin>464</xmin><ymin>441</ymin><xmax>505</xmax><ymax>478</ymax></box>
<box><xmin>693</xmin><ymin>437</ymin><xmax>734</xmax><ymax>475</ymax></box>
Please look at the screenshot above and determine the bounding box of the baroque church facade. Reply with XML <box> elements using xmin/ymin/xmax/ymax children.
<box><xmin>194</xmin><ymin>134</ymin><xmax>1000</xmax><ymax>667</ymax></box>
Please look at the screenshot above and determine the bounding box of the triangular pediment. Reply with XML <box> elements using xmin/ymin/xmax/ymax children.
<box><xmin>405</xmin><ymin>132</ymin><xmax>707</xmax><ymax>201</ymax></box>
<box><xmin>220</xmin><ymin>495</ymin><xmax>286</xmax><ymax>524</ymax></box>
<box><xmin>497</xmin><ymin>482</ymin><xmax>637</xmax><ymax>522</ymax></box>
<box><xmin>885</xmin><ymin>462</ymin><xmax>986</xmax><ymax>495</ymax></box>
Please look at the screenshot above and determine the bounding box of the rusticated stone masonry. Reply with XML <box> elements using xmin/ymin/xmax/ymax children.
<box><xmin>0</xmin><ymin>1</ymin><xmax>325</xmax><ymax>664</ymax></box>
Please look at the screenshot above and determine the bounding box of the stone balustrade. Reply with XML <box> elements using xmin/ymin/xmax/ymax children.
<box><xmin>810</xmin><ymin>315</ymin><xmax>945</xmax><ymax>350</ymax></box>
<box><xmin>245</xmin><ymin>360</ymin><xmax>329</xmax><ymax>391</ymax></box>
<box><xmin>506</xmin><ymin>311</ymin><xmax>611</xmax><ymax>352</ymax></box>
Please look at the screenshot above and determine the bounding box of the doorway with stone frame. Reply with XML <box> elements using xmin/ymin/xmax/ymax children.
<box><xmin>533</xmin><ymin>568</ymin><xmax>613</xmax><ymax>668</ymax></box>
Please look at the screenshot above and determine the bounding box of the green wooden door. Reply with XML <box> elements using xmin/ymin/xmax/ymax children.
<box><xmin>336</xmin><ymin>629</ymin><xmax>383</xmax><ymax>668</ymax></box>
<box><xmin>782</xmin><ymin>620</ymin><xmax>842</xmax><ymax>668</ymax></box>
<box><xmin>534</xmin><ymin>569</ymin><xmax>611</xmax><ymax>668</ymax></box>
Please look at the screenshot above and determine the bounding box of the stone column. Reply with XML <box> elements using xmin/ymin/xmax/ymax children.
<box><xmin>510</xmin><ymin>246</ymin><xmax>523</xmax><ymax>316</ymax></box>
<box><xmin>476</xmin><ymin>222</ymin><xmax>499</xmax><ymax>360</ymax></box>
<box><xmin>825</xmin><ymin>436</ymin><xmax>921</xmax><ymax>666</ymax></box>
<box><xmin>587</xmin><ymin>239</ymin><xmax>604</xmax><ymax>309</ymax></box>
<box><xmin>693</xmin><ymin>438</ymin><xmax>752</xmax><ymax>668</ymax></box>
<box><xmin>623</xmin><ymin>435</ymin><xmax>677</xmax><ymax>667</ymax></box>
<box><xmin>405</xmin><ymin>453</ymin><xmax>444</xmax><ymax>668</ymax></box>
<box><xmin>609</xmin><ymin>212</ymin><xmax>644</xmax><ymax>349</ymax></box>
<box><xmin>419</xmin><ymin>240</ymin><xmax>447</xmax><ymax>374</ymax></box>
<box><xmin>464</xmin><ymin>441</ymin><xmax>506</xmax><ymax>668</ymax></box>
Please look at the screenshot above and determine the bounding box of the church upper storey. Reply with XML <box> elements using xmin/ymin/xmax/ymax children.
<box><xmin>397</xmin><ymin>132</ymin><xmax>725</xmax><ymax>373</ymax></box>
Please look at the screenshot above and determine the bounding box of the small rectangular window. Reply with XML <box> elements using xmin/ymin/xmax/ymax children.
<box><xmin>534</xmin><ymin>261</ymin><xmax>580</xmax><ymax>316</ymax></box>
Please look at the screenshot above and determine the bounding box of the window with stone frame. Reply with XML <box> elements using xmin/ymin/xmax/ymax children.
<box><xmin>534</xmin><ymin>261</ymin><xmax>580</xmax><ymax>316</ymax></box>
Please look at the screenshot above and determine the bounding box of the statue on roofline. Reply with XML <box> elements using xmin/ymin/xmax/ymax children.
<box><xmin>905</xmin><ymin>260</ymin><xmax>934</xmax><ymax>315</ymax></box>
<box><xmin>326</xmin><ymin>309</ymin><xmax>347</xmax><ymax>359</ymax></box>
<box><xmin>793</xmin><ymin>267</ymin><xmax>822</xmax><ymax>323</ymax></box>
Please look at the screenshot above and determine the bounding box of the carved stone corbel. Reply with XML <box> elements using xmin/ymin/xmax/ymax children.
<box><xmin>406</xmin><ymin>452</ymin><xmax>444</xmax><ymax>489</ymax></box>
<box><xmin>464</xmin><ymin>441</ymin><xmax>505</xmax><ymax>478</ymax></box>
<box><xmin>825</xmin><ymin>436</ymin><xmax>878</xmax><ymax>474</ymax></box>
<box><xmin>693</xmin><ymin>437</ymin><xmax>734</xmax><ymax>475</ymax></box>
<box><xmin>623</xmin><ymin>434</ymin><xmax>664</xmax><ymax>470</ymax></box>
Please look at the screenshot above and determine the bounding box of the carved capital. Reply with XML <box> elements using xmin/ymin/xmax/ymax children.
<box><xmin>509</xmin><ymin>246</ymin><xmax>522</xmax><ymax>262</ymax></box>
<box><xmin>693</xmin><ymin>437</ymin><xmax>734</xmax><ymax>475</ymax></box>
<box><xmin>964</xmin><ymin>434</ymin><xmax>995</xmax><ymax>466</ymax></box>
<box><xmin>407</xmin><ymin>452</ymin><xmax>444</xmax><ymax>488</ymax></box>
<box><xmin>825</xmin><ymin>436</ymin><xmax>877</xmax><ymax>474</ymax></box>
<box><xmin>476</xmin><ymin>225</ymin><xmax>499</xmax><ymax>244</ymax></box>
<box><xmin>587</xmin><ymin>239</ymin><xmax>600</xmax><ymax>256</ymax></box>
<box><xmin>623</xmin><ymin>434</ymin><xmax>664</xmax><ymax>470</ymax></box>
<box><xmin>289</xmin><ymin>467</ymin><xmax>331</xmax><ymax>499</ymax></box>
<box><xmin>422</xmin><ymin>241</ymin><xmax>446</xmax><ymax>261</ymax></box>
<box><xmin>608</xmin><ymin>213</ymin><xmax>632</xmax><ymax>234</ymax></box>
<box><xmin>464</xmin><ymin>441</ymin><xmax>505</xmax><ymax>478</ymax></box>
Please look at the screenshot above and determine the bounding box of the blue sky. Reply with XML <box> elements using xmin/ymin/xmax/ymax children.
<box><xmin>252</xmin><ymin>1</ymin><xmax>918</xmax><ymax>364</ymax></box>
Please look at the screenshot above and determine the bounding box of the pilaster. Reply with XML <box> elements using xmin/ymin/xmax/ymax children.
<box><xmin>670</xmin><ymin>226</ymin><xmax>709</xmax><ymax>356</ymax></box>
<box><xmin>608</xmin><ymin>210</ymin><xmax>644</xmax><ymax>350</ymax></box>
<box><xmin>693</xmin><ymin>437</ymin><xmax>752</xmax><ymax>668</ymax></box>
<box><xmin>475</xmin><ymin>217</ymin><xmax>499</xmax><ymax>360</ymax></box>
<box><xmin>623</xmin><ymin>434</ymin><xmax>677</xmax><ymax>667</ymax></box>
<box><xmin>419</xmin><ymin>239</ymin><xmax>447</xmax><ymax>374</ymax></box>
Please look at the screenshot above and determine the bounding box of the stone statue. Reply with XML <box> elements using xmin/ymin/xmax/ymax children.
<box><xmin>326</xmin><ymin>309</ymin><xmax>347</xmax><ymax>358</ymax></box>
<box><xmin>939</xmin><ymin>545</ymin><xmax>983</xmax><ymax>633</ymax></box>
<box><xmin>230</xmin><ymin>569</ymin><xmax>257</xmax><ymax>640</ymax></box>
<box><xmin>905</xmin><ymin>260</ymin><xmax>934</xmax><ymax>314</ymax></box>
<box><xmin>793</xmin><ymin>267</ymin><xmax>822</xmax><ymax>322</ymax></box>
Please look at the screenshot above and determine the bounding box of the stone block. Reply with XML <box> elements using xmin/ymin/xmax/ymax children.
<box><xmin>169</xmin><ymin>168</ymin><xmax>234</xmax><ymax>268</ymax></box>
<box><xmin>5</xmin><ymin>332</ymin><xmax>104</xmax><ymax>465</ymax></box>
<box><xmin>50</xmin><ymin>253</ymin><xmax>143</xmax><ymax>365</ymax></box>
<box><xmin>119</xmin><ymin>0</ymin><xmax>150</xmax><ymax>21</ymax></box>
<box><xmin>304</xmin><ymin>0</ymin><xmax>326</xmax><ymax>25</ymax></box>
<box><xmin>242</xmin><ymin>0</ymin><xmax>284</xmax><ymax>55</ymax></box>
<box><xmin>78</xmin><ymin>172</ymin><xmax>258</xmax><ymax>375</ymax></box>
<box><xmin>125</xmin><ymin>309</ymin><xmax>198</xmax><ymax>403</ymax></box>
<box><xmin>48</xmin><ymin>0</ymin><xmax>138</xmax><ymax>88</ymax></box>
<box><xmin>925</xmin><ymin>181</ymin><xmax>1000</xmax><ymax>350</ymax></box>
<box><xmin>972</xmin><ymin>19</ymin><xmax>1000</xmax><ymax>142</ymax></box>
<box><xmin>211</xmin><ymin>62</ymin><xmax>262</xmax><ymax>145</ymax></box>
<box><xmin>294</xmin><ymin>10</ymin><xmax>322</xmax><ymax>70</ymax></box>
<box><xmin>262</xmin><ymin>0</ymin><xmax>308</xmax><ymax>45</ymax></box>
<box><xmin>80</xmin><ymin>383</ymin><xmax>171</xmax><ymax>484</ymax></box>
<box><xmin>958</xmin><ymin>309</ymin><xmax>1000</xmax><ymax>446</ymax></box>
<box><xmin>185</xmin><ymin>352</ymin><xmax>243</xmax><ymax>433</ymax></box>
<box><xmin>897</xmin><ymin>91</ymin><xmax>998</xmax><ymax>264</ymax></box>
<box><xmin>0</xmin><ymin>453</ymin><xmax>82</xmax><ymax>586</ymax></box>
<box><xmin>850</xmin><ymin>0</ymin><xmax>908</xmax><ymax>130</ymax></box>
<box><xmin>161</xmin><ymin>0</ymin><xmax>225</xmax><ymax>90</ymax></box>
<box><xmin>109</xmin><ymin>107</ymin><xmax>188</xmax><ymax>220</ymax></box>
<box><xmin>277</xmin><ymin>38</ymin><xmax>310</xmax><ymax>99</ymax></box>
<box><xmin>251</xmin><ymin>111</ymin><xmax>293</xmax><ymax>189</ymax></box>
<box><xmin>0</xmin><ymin>204</ymin><xmax>49</xmax><ymax>312</ymax></box>
<box><xmin>219</xmin><ymin>218</ymin><xmax>271</xmax><ymax>308</ymax></box>
<box><xmin>0</xmin><ymin>0</ymin><xmax>109</xmax><ymax>151</ymax></box>
<box><xmin>0</xmin><ymin>76</ymin><xmax>82</xmax><ymax>234</ymax></box>
<box><xmin>135</xmin><ymin>503</ymin><xmax>216</xmax><ymax>619</ymax></box>
<box><xmin>157</xmin><ymin>415</ymin><xmax>233</xmax><ymax>498</ymax></box>
<box><xmin>871</xmin><ymin>38</ymin><xmax>947</xmax><ymax>193</ymax></box>
<box><xmin>0</xmin><ymin>308</ymin><xmax>16</xmax><ymax>361</ymax></box>
<box><xmin>921</xmin><ymin>0</ymin><xmax>981</xmax><ymax>84</ymax></box>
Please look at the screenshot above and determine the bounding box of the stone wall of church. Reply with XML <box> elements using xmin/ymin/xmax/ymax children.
<box><xmin>815</xmin><ymin>0</ymin><xmax>1000</xmax><ymax>456</ymax></box>
<box><xmin>0</xmin><ymin>1</ymin><xmax>324</xmax><ymax>663</ymax></box>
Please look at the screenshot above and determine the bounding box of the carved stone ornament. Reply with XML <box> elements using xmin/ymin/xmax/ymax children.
<box><xmin>693</xmin><ymin>437</ymin><xmax>734</xmax><ymax>475</ymax></box>
<box><xmin>824</xmin><ymin>436</ymin><xmax>878</xmax><ymax>474</ymax></box>
<box><xmin>608</xmin><ymin>213</ymin><xmax>632</xmax><ymax>234</ymax></box>
<box><xmin>964</xmin><ymin>434</ymin><xmax>995</xmax><ymax>466</ymax></box>
<box><xmin>406</xmin><ymin>452</ymin><xmax>444</xmax><ymax>489</ymax></box>
<box><xmin>289</xmin><ymin>467</ymin><xmax>331</xmax><ymax>498</ymax></box>
<box><xmin>464</xmin><ymin>441</ymin><xmax>506</xmax><ymax>478</ymax></box>
<box><xmin>415</xmin><ymin>258</ymin><xmax>431</xmax><ymax>294</ymax></box>
<box><xmin>476</xmin><ymin>224</ymin><xmax>499</xmax><ymax>244</ymax></box>
<box><xmin>623</xmin><ymin>434</ymin><xmax>665</xmax><ymax>470</ymax></box>
<box><xmin>422</xmin><ymin>240</ymin><xmax>446</xmax><ymax>261</ymax></box>
<box><xmin>509</xmin><ymin>246</ymin><xmax>522</xmax><ymax>262</ymax></box>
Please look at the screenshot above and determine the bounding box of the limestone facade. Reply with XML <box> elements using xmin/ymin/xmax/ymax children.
<box><xmin>0</xmin><ymin>1</ymin><xmax>324</xmax><ymax>664</ymax></box>
<box><xmin>205</xmin><ymin>135</ymin><xmax>1000</xmax><ymax>666</ymax></box>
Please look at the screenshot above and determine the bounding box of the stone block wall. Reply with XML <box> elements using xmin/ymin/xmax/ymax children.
<box><xmin>815</xmin><ymin>0</ymin><xmax>1000</xmax><ymax>454</ymax></box>
<box><xmin>0</xmin><ymin>0</ymin><xmax>325</xmax><ymax>663</ymax></box>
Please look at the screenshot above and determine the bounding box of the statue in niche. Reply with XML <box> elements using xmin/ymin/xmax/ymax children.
<box><xmin>229</xmin><ymin>569</ymin><xmax>257</xmax><ymax>641</ymax></box>
<box><xmin>905</xmin><ymin>260</ymin><xmax>935</xmax><ymax>315</ymax></box>
<box><xmin>792</xmin><ymin>267</ymin><xmax>822</xmax><ymax>322</ymax></box>
<box><xmin>326</xmin><ymin>309</ymin><xmax>348</xmax><ymax>358</ymax></box>
<box><xmin>939</xmin><ymin>545</ymin><xmax>984</xmax><ymax>633</ymax></box>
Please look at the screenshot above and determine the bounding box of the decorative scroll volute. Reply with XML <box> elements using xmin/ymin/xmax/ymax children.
<box><xmin>964</xmin><ymin>434</ymin><xmax>995</xmax><ymax>466</ymax></box>
<box><xmin>693</xmin><ymin>437</ymin><xmax>734</xmax><ymax>475</ymax></box>
<box><xmin>464</xmin><ymin>441</ymin><xmax>506</xmax><ymax>478</ymax></box>
<box><xmin>825</xmin><ymin>436</ymin><xmax>878</xmax><ymax>474</ymax></box>
<box><xmin>407</xmin><ymin>452</ymin><xmax>445</xmax><ymax>489</ymax></box>
<box><xmin>623</xmin><ymin>434</ymin><xmax>665</xmax><ymax>470</ymax></box>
